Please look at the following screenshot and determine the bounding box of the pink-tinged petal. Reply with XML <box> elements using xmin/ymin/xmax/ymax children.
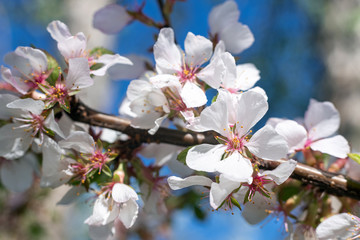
<box><xmin>275</xmin><ymin>120</ymin><xmax>307</xmax><ymax>153</ymax></box>
<box><xmin>154</xmin><ymin>28</ymin><xmax>182</xmax><ymax>74</ymax></box>
<box><xmin>180</xmin><ymin>82</ymin><xmax>207</xmax><ymax>108</ymax></box>
<box><xmin>220</xmin><ymin>22</ymin><xmax>254</xmax><ymax>54</ymax></box>
<box><xmin>215</xmin><ymin>152</ymin><xmax>253</xmax><ymax>183</ymax></box>
<box><xmin>208</xmin><ymin>0</ymin><xmax>240</xmax><ymax>36</ymax></box>
<box><xmin>167</xmin><ymin>175</ymin><xmax>212</xmax><ymax>190</ymax></box>
<box><xmin>58</xmin><ymin>32</ymin><xmax>87</xmax><ymax>59</ymax></box>
<box><xmin>0</xmin><ymin>94</ymin><xmax>22</xmax><ymax>119</ymax></box>
<box><xmin>118</xmin><ymin>199</ymin><xmax>138</xmax><ymax>229</ymax></box>
<box><xmin>186</xmin><ymin>144</ymin><xmax>226</xmax><ymax>172</ymax></box>
<box><xmin>40</xmin><ymin>137</ymin><xmax>74</xmax><ymax>188</ymax></box>
<box><xmin>235</xmin><ymin>63</ymin><xmax>260</xmax><ymax>91</ymax></box>
<box><xmin>7</xmin><ymin>98</ymin><xmax>44</xmax><ymax>116</ymax></box>
<box><xmin>112</xmin><ymin>183</ymin><xmax>138</xmax><ymax>203</ymax></box>
<box><xmin>219</xmin><ymin>52</ymin><xmax>237</xmax><ymax>90</ymax></box>
<box><xmin>84</xmin><ymin>194</ymin><xmax>119</xmax><ymax>226</ymax></box>
<box><xmin>310</xmin><ymin>135</ymin><xmax>350</xmax><ymax>158</ymax></box>
<box><xmin>241</xmin><ymin>189</ymin><xmax>276</xmax><ymax>225</ymax></box>
<box><xmin>196</xmin><ymin>54</ymin><xmax>225</xmax><ymax>89</ymax></box>
<box><xmin>91</xmin><ymin>54</ymin><xmax>133</xmax><ymax>76</ymax></box>
<box><xmin>234</xmin><ymin>90</ymin><xmax>268</xmax><ymax>136</ymax></box>
<box><xmin>316</xmin><ymin>213</ymin><xmax>360</xmax><ymax>240</ymax></box>
<box><xmin>1</xmin><ymin>66</ymin><xmax>30</xmax><ymax>94</ymax></box>
<box><xmin>58</xmin><ymin>131</ymin><xmax>95</xmax><ymax>154</ymax></box>
<box><xmin>304</xmin><ymin>99</ymin><xmax>340</xmax><ymax>140</ymax></box>
<box><xmin>47</xmin><ymin>20</ymin><xmax>72</xmax><ymax>43</ymax></box>
<box><xmin>150</xmin><ymin>74</ymin><xmax>181</xmax><ymax>89</ymax></box>
<box><xmin>246</xmin><ymin>125</ymin><xmax>288</xmax><ymax>160</ymax></box>
<box><xmin>66</xmin><ymin>58</ymin><xmax>93</xmax><ymax>90</ymax></box>
<box><xmin>184</xmin><ymin>32</ymin><xmax>212</xmax><ymax>67</ymax></box>
<box><xmin>0</xmin><ymin>155</ymin><xmax>35</xmax><ymax>192</ymax></box>
<box><xmin>209</xmin><ymin>174</ymin><xmax>240</xmax><ymax>209</ymax></box>
<box><xmin>107</xmin><ymin>54</ymin><xmax>149</xmax><ymax>80</ymax></box>
<box><xmin>261</xmin><ymin>160</ymin><xmax>297</xmax><ymax>185</ymax></box>
<box><xmin>43</xmin><ymin>110</ymin><xmax>65</xmax><ymax>138</ymax></box>
<box><xmin>93</xmin><ymin>3</ymin><xmax>132</xmax><ymax>34</ymax></box>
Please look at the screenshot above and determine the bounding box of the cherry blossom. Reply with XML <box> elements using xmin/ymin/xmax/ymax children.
<box><xmin>47</xmin><ymin>20</ymin><xmax>132</xmax><ymax>77</ymax></box>
<box><xmin>208</xmin><ymin>0</ymin><xmax>254</xmax><ymax>54</ymax></box>
<box><xmin>316</xmin><ymin>213</ymin><xmax>360</xmax><ymax>240</ymax></box>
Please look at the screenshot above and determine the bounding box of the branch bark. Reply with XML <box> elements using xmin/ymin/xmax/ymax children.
<box><xmin>68</xmin><ymin>98</ymin><xmax>360</xmax><ymax>201</ymax></box>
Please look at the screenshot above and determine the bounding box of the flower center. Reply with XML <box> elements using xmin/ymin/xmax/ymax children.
<box><xmin>178</xmin><ymin>65</ymin><xmax>198</xmax><ymax>84</ymax></box>
<box><xmin>243</xmin><ymin>174</ymin><xmax>272</xmax><ymax>202</ymax></box>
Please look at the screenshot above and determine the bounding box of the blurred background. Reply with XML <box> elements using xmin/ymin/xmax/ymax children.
<box><xmin>0</xmin><ymin>0</ymin><xmax>359</xmax><ymax>239</ymax></box>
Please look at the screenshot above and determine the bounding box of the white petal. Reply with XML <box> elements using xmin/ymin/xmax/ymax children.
<box><xmin>148</xmin><ymin>114</ymin><xmax>168</xmax><ymax>135</ymax></box>
<box><xmin>304</xmin><ymin>99</ymin><xmax>340</xmax><ymax>140</ymax></box>
<box><xmin>246</xmin><ymin>125</ymin><xmax>288</xmax><ymax>160</ymax></box>
<box><xmin>275</xmin><ymin>120</ymin><xmax>307</xmax><ymax>153</ymax></box>
<box><xmin>261</xmin><ymin>160</ymin><xmax>297</xmax><ymax>185</ymax></box>
<box><xmin>47</xmin><ymin>20</ymin><xmax>72</xmax><ymax>43</ymax></box>
<box><xmin>234</xmin><ymin>90</ymin><xmax>268</xmax><ymax>136</ymax></box>
<box><xmin>180</xmin><ymin>82</ymin><xmax>207</xmax><ymax>108</ymax></box>
<box><xmin>126</xmin><ymin>79</ymin><xmax>152</xmax><ymax>100</ymax></box>
<box><xmin>58</xmin><ymin>131</ymin><xmax>95</xmax><ymax>154</ymax></box>
<box><xmin>43</xmin><ymin>110</ymin><xmax>65</xmax><ymax>138</ymax></box>
<box><xmin>57</xmin><ymin>33</ymin><xmax>87</xmax><ymax>59</ymax></box>
<box><xmin>310</xmin><ymin>135</ymin><xmax>350</xmax><ymax>158</ymax></box>
<box><xmin>118</xmin><ymin>199</ymin><xmax>139</xmax><ymax>229</ymax></box>
<box><xmin>85</xmin><ymin>194</ymin><xmax>119</xmax><ymax>226</ymax></box>
<box><xmin>93</xmin><ymin>4</ymin><xmax>132</xmax><ymax>34</ymax></box>
<box><xmin>154</xmin><ymin>28</ymin><xmax>182</xmax><ymax>74</ymax></box>
<box><xmin>66</xmin><ymin>58</ymin><xmax>93</xmax><ymax>90</ymax></box>
<box><xmin>184</xmin><ymin>32</ymin><xmax>212</xmax><ymax>67</ymax></box>
<box><xmin>112</xmin><ymin>183</ymin><xmax>138</xmax><ymax>203</ymax></box>
<box><xmin>316</xmin><ymin>213</ymin><xmax>360</xmax><ymax>240</ymax></box>
<box><xmin>186</xmin><ymin>144</ymin><xmax>226</xmax><ymax>172</ymax></box>
<box><xmin>0</xmin><ymin>157</ymin><xmax>34</xmax><ymax>192</ymax></box>
<box><xmin>235</xmin><ymin>63</ymin><xmax>260</xmax><ymax>91</ymax></box>
<box><xmin>0</xmin><ymin>94</ymin><xmax>22</xmax><ymax>119</ymax></box>
<box><xmin>14</xmin><ymin>47</ymin><xmax>48</xmax><ymax>73</ymax></box>
<box><xmin>219</xmin><ymin>52</ymin><xmax>237</xmax><ymax>90</ymax></box>
<box><xmin>196</xmin><ymin>53</ymin><xmax>225</xmax><ymax>89</ymax></box>
<box><xmin>167</xmin><ymin>175</ymin><xmax>212</xmax><ymax>190</ymax></box>
<box><xmin>150</xmin><ymin>74</ymin><xmax>181</xmax><ymax>89</ymax></box>
<box><xmin>7</xmin><ymin>98</ymin><xmax>44</xmax><ymax>116</ymax></box>
<box><xmin>107</xmin><ymin>54</ymin><xmax>149</xmax><ymax>80</ymax></box>
<box><xmin>220</xmin><ymin>22</ymin><xmax>254</xmax><ymax>54</ymax></box>
<box><xmin>215</xmin><ymin>152</ymin><xmax>253</xmax><ymax>183</ymax></box>
<box><xmin>40</xmin><ymin>137</ymin><xmax>74</xmax><ymax>188</ymax></box>
<box><xmin>0</xmin><ymin>123</ymin><xmax>32</xmax><ymax>160</ymax></box>
<box><xmin>209</xmin><ymin>174</ymin><xmax>240</xmax><ymax>209</ymax></box>
<box><xmin>91</xmin><ymin>54</ymin><xmax>133</xmax><ymax>76</ymax></box>
<box><xmin>1</xmin><ymin>66</ymin><xmax>31</xmax><ymax>94</ymax></box>
<box><xmin>57</xmin><ymin>185</ymin><xmax>86</xmax><ymax>205</ymax></box>
<box><xmin>208</xmin><ymin>0</ymin><xmax>240</xmax><ymax>36</ymax></box>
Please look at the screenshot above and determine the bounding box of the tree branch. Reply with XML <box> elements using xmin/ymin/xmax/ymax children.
<box><xmin>68</xmin><ymin>98</ymin><xmax>360</xmax><ymax>201</ymax></box>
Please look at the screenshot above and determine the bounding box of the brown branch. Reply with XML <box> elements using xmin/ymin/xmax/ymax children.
<box><xmin>68</xmin><ymin>98</ymin><xmax>360</xmax><ymax>201</ymax></box>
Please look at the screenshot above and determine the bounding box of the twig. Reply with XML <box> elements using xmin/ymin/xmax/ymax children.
<box><xmin>68</xmin><ymin>98</ymin><xmax>360</xmax><ymax>201</ymax></box>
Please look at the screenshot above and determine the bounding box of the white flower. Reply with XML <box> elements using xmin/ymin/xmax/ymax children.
<box><xmin>93</xmin><ymin>3</ymin><xmax>132</xmax><ymax>34</ymax></box>
<box><xmin>47</xmin><ymin>20</ymin><xmax>132</xmax><ymax>77</ymax></box>
<box><xmin>151</xmin><ymin>27</ymin><xmax>225</xmax><ymax>108</ymax></box>
<box><xmin>1</xmin><ymin>46</ymin><xmax>49</xmax><ymax>94</ymax></box>
<box><xmin>271</xmin><ymin>99</ymin><xmax>350</xmax><ymax>158</ymax></box>
<box><xmin>316</xmin><ymin>213</ymin><xmax>360</xmax><ymax>240</ymax></box>
<box><xmin>208</xmin><ymin>0</ymin><xmax>254</xmax><ymax>54</ymax></box>
<box><xmin>85</xmin><ymin>183</ymin><xmax>139</xmax><ymax>229</ymax></box>
<box><xmin>185</xmin><ymin>90</ymin><xmax>288</xmax><ymax>182</ymax></box>
<box><xmin>0</xmin><ymin>95</ymin><xmax>64</xmax><ymax>159</ymax></box>
<box><xmin>124</xmin><ymin>72</ymin><xmax>170</xmax><ymax>134</ymax></box>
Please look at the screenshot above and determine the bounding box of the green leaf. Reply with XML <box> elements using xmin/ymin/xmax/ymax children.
<box><xmin>211</xmin><ymin>93</ymin><xmax>219</xmax><ymax>103</ymax></box>
<box><xmin>177</xmin><ymin>146</ymin><xmax>192</xmax><ymax>165</ymax></box>
<box><xmin>243</xmin><ymin>189</ymin><xmax>251</xmax><ymax>204</ymax></box>
<box><xmin>349</xmin><ymin>153</ymin><xmax>360</xmax><ymax>165</ymax></box>
<box><xmin>89</xmin><ymin>47</ymin><xmax>114</xmax><ymax>56</ymax></box>
<box><xmin>46</xmin><ymin>55</ymin><xmax>61</xmax><ymax>86</ymax></box>
<box><xmin>102</xmin><ymin>165</ymin><xmax>112</xmax><ymax>178</ymax></box>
